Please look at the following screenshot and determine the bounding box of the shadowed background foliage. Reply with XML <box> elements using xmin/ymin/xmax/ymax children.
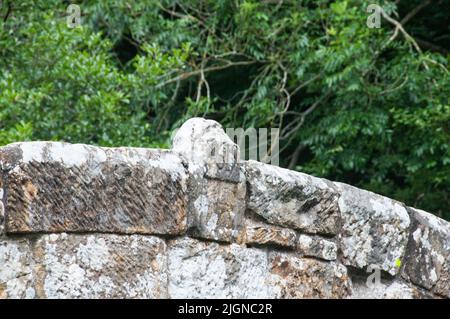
<box><xmin>0</xmin><ymin>0</ymin><xmax>449</xmax><ymax>219</ymax></box>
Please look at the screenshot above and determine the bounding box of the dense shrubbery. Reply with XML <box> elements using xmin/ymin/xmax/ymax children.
<box><xmin>0</xmin><ymin>0</ymin><xmax>448</xmax><ymax>219</ymax></box>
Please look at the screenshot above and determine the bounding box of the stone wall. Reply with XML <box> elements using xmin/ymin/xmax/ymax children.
<box><xmin>0</xmin><ymin>118</ymin><xmax>448</xmax><ymax>299</ymax></box>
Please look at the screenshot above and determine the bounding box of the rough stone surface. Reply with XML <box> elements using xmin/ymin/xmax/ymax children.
<box><xmin>33</xmin><ymin>233</ymin><xmax>167</xmax><ymax>298</ymax></box>
<box><xmin>297</xmin><ymin>234</ymin><xmax>337</xmax><ymax>261</ymax></box>
<box><xmin>335</xmin><ymin>182</ymin><xmax>410</xmax><ymax>275</ymax></box>
<box><xmin>1</xmin><ymin>142</ymin><xmax>188</xmax><ymax>235</ymax></box>
<box><xmin>246</xmin><ymin>160</ymin><xmax>340</xmax><ymax>235</ymax></box>
<box><xmin>0</xmin><ymin>118</ymin><xmax>449</xmax><ymax>299</ymax></box>
<box><xmin>188</xmin><ymin>176</ymin><xmax>246</xmax><ymax>244</ymax></box>
<box><xmin>172</xmin><ymin>117</ymin><xmax>241</xmax><ymax>183</ymax></box>
<box><xmin>245</xmin><ymin>218</ymin><xmax>297</xmax><ymax>249</ymax></box>
<box><xmin>402</xmin><ymin>207</ymin><xmax>450</xmax><ymax>298</ymax></box>
<box><xmin>0</xmin><ymin>239</ymin><xmax>34</xmax><ymax>298</ymax></box>
<box><xmin>349</xmin><ymin>279</ymin><xmax>433</xmax><ymax>299</ymax></box>
<box><xmin>167</xmin><ymin>237</ymin><xmax>273</xmax><ymax>298</ymax></box>
<box><xmin>268</xmin><ymin>252</ymin><xmax>351</xmax><ymax>298</ymax></box>
<box><xmin>168</xmin><ymin>237</ymin><xmax>351</xmax><ymax>299</ymax></box>
<box><xmin>0</xmin><ymin>174</ymin><xmax>4</xmax><ymax>236</ymax></box>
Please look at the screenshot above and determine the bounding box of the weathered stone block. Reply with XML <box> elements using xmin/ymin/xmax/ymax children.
<box><xmin>168</xmin><ymin>237</ymin><xmax>351</xmax><ymax>299</ymax></box>
<box><xmin>246</xmin><ymin>160</ymin><xmax>340</xmax><ymax>235</ymax></box>
<box><xmin>268</xmin><ymin>252</ymin><xmax>351</xmax><ymax>298</ymax></box>
<box><xmin>402</xmin><ymin>207</ymin><xmax>450</xmax><ymax>298</ymax></box>
<box><xmin>335</xmin><ymin>182</ymin><xmax>410</xmax><ymax>275</ymax></box>
<box><xmin>0</xmin><ymin>175</ymin><xmax>4</xmax><ymax>236</ymax></box>
<box><xmin>1</xmin><ymin>142</ymin><xmax>188</xmax><ymax>235</ymax></box>
<box><xmin>172</xmin><ymin>117</ymin><xmax>240</xmax><ymax>183</ymax></box>
<box><xmin>0</xmin><ymin>239</ymin><xmax>35</xmax><ymax>298</ymax></box>
<box><xmin>245</xmin><ymin>219</ymin><xmax>297</xmax><ymax>249</ymax></box>
<box><xmin>297</xmin><ymin>234</ymin><xmax>337</xmax><ymax>261</ymax></box>
<box><xmin>167</xmin><ymin>237</ymin><xmax>273</xmax><ymax>298</ymax></box>
<box><xmin>33</xmin><ymin>233</ymin><xmax>168</xmax><ymax>298</ymax></box>
<box><xmin>189</xmin><ymin>177</ymin><xmax>246</xmax><ymax>243</ymax></box>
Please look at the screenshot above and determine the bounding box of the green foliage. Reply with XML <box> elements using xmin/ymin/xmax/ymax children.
<box><xmin>0</xmin><ymin>0</ymin><xmax>448</xmax><ymax>219</ymax></box>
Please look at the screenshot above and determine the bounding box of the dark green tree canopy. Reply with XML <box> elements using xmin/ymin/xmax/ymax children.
<box><xmin>0</xmin><ymin>0</ymin><xmax>449</xmax><ymax>219</ymax></box>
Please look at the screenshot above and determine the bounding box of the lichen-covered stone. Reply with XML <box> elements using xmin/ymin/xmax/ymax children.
<box><xmin>245</xmin><ymin>219</ymin><xmax>297</xmax><ymax>249</ymax></box>
<box><xmin>246</xmin><ymin>160</ymin><xmax>340</xmax><ymax>235</ymax></box>
<box><xmin>189</xmin><ymin>177</ymin><xmax>246</xmax><ymax>243</ymax></box>
<box><xmin>0</xmin><ymin>178</ymin><xmax>4</xmax><ymax>236</ymax></box>
<box><xmin>167</xmin><ymin>237</ymin><xmax>273</xmax><ymax>298</ymax></box>
<box><xmin>268</xmin><ymin>252</ymin><xmax>351</xmax><ymax>298</ymax></box>
<box><xmin>172</xmin><ymin>117</ymin><xmax>241</xmax><ymax>183</ymax></box>
<box><xmin>1</xmin><ymin>142</ymin><xmax>188</xmax><ymax>235</ymax></box>
<box><xmin>297</xmin><ymin>234</ymin><xmax>337</xmax><ymax>261</ymax></box>
<box><xmin>171</xmin><ymin>119</ymin><xmax>246</xmax><ymax>243</ymax></box>
<box><xmin>402</xmin><ymin>207</ymin><xmax>450</xmax><ymax>298</ymax></box>
<box><xmin>33</xmin><ymin>233</ymin><xmax>167</xmax><ymax>298</ymax></box>
<box><xmin>168</xmin><ymin>237</ymin><xmax>351</xmax><ymax>299</ymax></box>
<box><xmin>0</xmin><ymin>239</ymin><xmax>35</xmax><ymax>298</ymax></box>
<box><xmin>335</xmin><ymin>182</ymin><xmax>410</xmax><ymax>275</ymax></box>
<box><xmin>349</xmin><ymin>280</ymin><xmax>433</xmax><ymax>299</ymax></box>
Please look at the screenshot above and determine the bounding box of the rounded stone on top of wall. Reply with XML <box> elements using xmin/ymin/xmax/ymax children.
<box><xmin>171</xmin><ymin>117</ymin><xmax>241</xmax><ymax>183</ymax></box>
<box><xmin>334</xmin><ymin>182</ymin><xmax>410</xmax><ymax>276</ymax></box>
<box><xmin>171</xmin><ymin>118</ymin><xmax>246</xmax><ymax>244</ymax></box>
<box><xmin>0</xmin><ymin>142</ymin><xmax>189</xmax><ymax>235</ymax></box>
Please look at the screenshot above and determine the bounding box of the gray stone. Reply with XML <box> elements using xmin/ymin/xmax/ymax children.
<box><xmin>167</xmin><ymin>237</ymin><xmax>351</xmax><ymax>299</ymax></box>
<box><xmin>172</xmin><ymin>119</ymin><xmax>246</xmax><ymax>243</ymax></box>
<box><xmin>246</xmin><ymin>160</ymin><xmax>340</xmax><ymax>235</ymax></box>
<box><xmin>33</xmin><ymin>233</ymin><xmax>168</xmax><ymax>298</ymax></box>
<box><xmin>167</xmin><ymin>237</ymin><xmax>273</xmax><ymax>298</ymax></box>
<box><xmin>172</xmin><ymin>117</ymin><xmax>241</xmax><ymax>183</ymax></box>
<box><xmin>268</xmin><ymin>252</ymin><xmax>352</xmax><ymax>298</ymax></box>
<box><xmin>0</xmin><ymin>239</ymin><xmax>35</xmax><ymax>298</ymax></box>
<box><xmin>349</xmin><ymin>279</ymin><xmax>433</xmax><ymax>299</ymax></box>
<box><xmin>189</xmin><ymin>176</ymin><xmax>246</xmax><ymax>243</ymax></box>
<box><xmin>297</xmin><ymin>234</ymin><xmax>337</xmax><ymax>261</ymax></box>
<box><xmin>0</xmin><ymin>175</ymin><xmax>4</xmax><ymax>236</ymax></box>
<box><xmin>335</xmin><ymin>182</ymin><xmax>410</xmax><ymax>275</ymax></box>
<box><xmin>402</xmin><ymin>207</ymin><xmax>450</xmax><ymax>298</ymax></box>
<box><xmin>1</xmin><ymin>142</ymin><xmax>188</xmax><ymax>235</ymax></box>
<box><xmin>245</xmin><ymin>219</ymin><xmax>297</xmax><ymax>249</ymax></box>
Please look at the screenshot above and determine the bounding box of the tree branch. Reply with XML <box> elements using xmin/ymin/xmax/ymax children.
<box><xmin>155</xmin><ymin>60</ymin><xmax>258</xmax><ymax>89</ymax></box>
<box><xmin>400</xmin><ymin>0</ymin><xmax>432</xmax><ymax>26</ymax></box>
